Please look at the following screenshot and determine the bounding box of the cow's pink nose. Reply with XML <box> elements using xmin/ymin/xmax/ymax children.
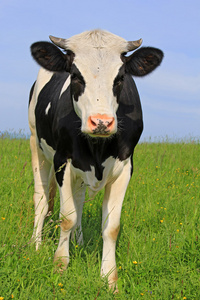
<box><xmin>88</xmin><ymin>114</ymin><xmax>115</xmax><ymax>135</ymax></box>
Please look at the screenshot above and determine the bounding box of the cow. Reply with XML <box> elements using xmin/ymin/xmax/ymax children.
<box><xmin>29</xmin><ymin>29</ymin><xmax>163</xmax><ymax>290</ymax></box>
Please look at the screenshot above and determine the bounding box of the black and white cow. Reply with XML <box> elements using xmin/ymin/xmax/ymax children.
<box><xmin>29</xmin><ymin>29</ymin><xmax>163</xmax><ymax>289</ymax></box>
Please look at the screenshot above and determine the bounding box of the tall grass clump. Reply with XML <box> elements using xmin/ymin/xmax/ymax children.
<box><xmin>0</xmin><ymin>135</ymin><xmax>199</xmax><ymax>299</ymax></box>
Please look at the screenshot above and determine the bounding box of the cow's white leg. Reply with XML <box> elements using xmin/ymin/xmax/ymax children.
<box><xmin>30</xmin><ymin>135</ymin><xmax>51</xmax><ymax>250</ymax></box>
<box><xmin>54</xmin><ymin>164</ymin><xmax>85</xmax><ymax>268</ymax></box>
<box><xmin>101</xmin><ymin>158</ymin><xmax>132</xmax><ymax>290</ymax></box>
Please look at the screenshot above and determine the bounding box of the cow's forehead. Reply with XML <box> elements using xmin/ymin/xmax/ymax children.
<box><xmin>64</xmin><ymin>30</ymin><xmax>127</xmax><ymax>79</ymax></box>
<box><xmin>73</xmin><ymin>49</ymin><xmax>123</xmax><ymax>80</ymax></box>
<box><xmin>66</xmin><ymin>29</ymin><xmax>128</xmax><ymax>55</ymax></box>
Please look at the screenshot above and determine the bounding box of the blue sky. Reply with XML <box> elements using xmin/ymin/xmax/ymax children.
<box><xmin>0</xmin><ymin>0</ymin><xmax>199</xmax><ymax>141</ymax></box>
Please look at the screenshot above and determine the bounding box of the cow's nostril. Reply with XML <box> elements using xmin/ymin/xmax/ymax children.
<box><xmin>107</xmin><ymin>118</ymin><xmax>114</xmax><ymax>128</ymax></box>
<box><xmin>91</xmin><ymin>119</ymin><xmax>96</xmax><ymax>126</ymax></box>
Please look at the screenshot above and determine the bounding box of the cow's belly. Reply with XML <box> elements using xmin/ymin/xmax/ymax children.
<box><xmin>39</xmin><ymin>138</ymin><xmax>131</xmax><ymax>196</ymax></box>
<box><xmin>71</xmin><ymin>156</ymin><xmax>131</xmax><ymax>197</ymax></box>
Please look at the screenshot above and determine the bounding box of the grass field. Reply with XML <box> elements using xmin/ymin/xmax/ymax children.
<box><xmin>0</xmin><ymin>136</ymin><xmax>199</xmax><ymax>299</ymax></box>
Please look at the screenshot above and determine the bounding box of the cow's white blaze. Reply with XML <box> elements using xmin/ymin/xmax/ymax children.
<box><xmin>73</xmin><ymin>56</ymin><xmax>121</xmax><ymax>134</ymax></box>
<box><xmin>66</xmin><ymin>30</ymin><xmax>126</xmax><ymax>135</ymax></box>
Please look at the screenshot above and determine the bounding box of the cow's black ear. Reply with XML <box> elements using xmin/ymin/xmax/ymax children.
<box><xmin>31</xmin><ymin>42</ymin><xmax>74</xmax><ymax>72</ymax></box>
<box><xmin>124</xmin><ymin>47</ymin><xmax>164</xmax><ymax>77</ymax></box>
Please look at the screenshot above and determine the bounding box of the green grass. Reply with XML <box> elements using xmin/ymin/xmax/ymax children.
<box><xmin>0</xmin><ymin>137</ymin><xmax>199</xmax><ymax>299</ymax></box>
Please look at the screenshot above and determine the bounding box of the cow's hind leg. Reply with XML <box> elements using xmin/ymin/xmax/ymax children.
<box><xmin>30</xmin><ymin>135</ymin><xmax>52</xmax><ymax>249</ymax></box>
<box><xmin>71</xmin><ymin>178</ymin><xmax>85</xmax><ymax>245</ymax></box>
<box><xmin>48</xmin><ymin>167</ymin><xmax>57</xmax><ymax>215</ymax></box>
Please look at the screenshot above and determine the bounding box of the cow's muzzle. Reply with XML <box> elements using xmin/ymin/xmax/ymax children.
<box><xmin>87</xmin><ymin>114</ymin><xmax>116</xmax><ymax>137</ymax></box>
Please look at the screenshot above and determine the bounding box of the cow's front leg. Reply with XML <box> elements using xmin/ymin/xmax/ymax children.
<box><xmin>53</xmin><ymin>161</ymin><xmax>76</xmax><ymax>269</ymax></box>
<box><xmin>101</xmin><ymin>158</ymin><xmax>132</xmax><ymax>290</ymax></box>
<box><xmin>54</xmin><ymin>162</ymin><xmax>85</xmax><ymax>269</ymax></box>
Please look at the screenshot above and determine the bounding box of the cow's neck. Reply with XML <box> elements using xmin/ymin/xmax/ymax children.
<box><xmin>87</xmin><ymin>137</ymin><xmax>107</xmax><ymax>160</ymax></box>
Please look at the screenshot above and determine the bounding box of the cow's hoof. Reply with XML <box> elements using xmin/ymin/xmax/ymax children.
<box><xmin>54</xmin><ymin>256</ymin><xmax>68</xmax><ymax>273</ymax></box>
<box><xmin>109</xmin><ymin>281</ymin><xmax>119</xmax><ymax>294</ymax></box>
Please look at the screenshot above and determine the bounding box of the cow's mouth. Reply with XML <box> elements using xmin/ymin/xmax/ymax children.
<box><xmin>89</xmin><ymin>133</ymin><xmax>112</xmax><ymax>138</ymax></box>
<box><xmin>92</xmin><ymin>120</ymin><xmax>110</xmax><ymax>135</ymax></box>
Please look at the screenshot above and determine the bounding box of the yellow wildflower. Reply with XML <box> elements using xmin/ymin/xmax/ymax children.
<box><xmin>58</xmin><ymin>283</ymin><xmax>63</xmax><ymax>287</ymax></box>
<box><xmin>133</xmin><ymin>261</ymin><xmax>137</xmax><ymax>264</ymax></box>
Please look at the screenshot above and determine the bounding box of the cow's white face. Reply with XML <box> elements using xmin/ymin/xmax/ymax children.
<box><xmin>31</xmin><ymin>29</ymin><xmax>163</xmax><ymax>137</ymax></box>
<box><xmin>65</xmin><ymin>31</ymin><xmax>128</xmax><ymax>137</ymax></box>
<box><xmin>70</xmin><ymin>51</ymin><xmax>124</xmax><ymax>136</ymax></box>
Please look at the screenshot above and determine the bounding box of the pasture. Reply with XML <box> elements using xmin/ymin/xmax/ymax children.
<box><xmin>0</xmin><ymin>136</ymin><xmax>199</xmax><ymax>299</ymax></box>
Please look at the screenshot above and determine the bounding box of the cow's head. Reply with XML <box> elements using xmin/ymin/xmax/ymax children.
<box><xmin>31</xmin><ymin>30</ymin><xmax>163</xmax><ymax>138</ymax></box>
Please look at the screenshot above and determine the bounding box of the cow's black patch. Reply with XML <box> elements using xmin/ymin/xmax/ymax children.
<box><xmin>113</xmin><ymin>65</ymin><xmax>125</xmax><ymax>101</ymax></box>
<box><xmin>117</xmin><ymin>74</ymin><xmax>143</xmax><ymax>160</ymax></box>
<box><xmin>35</xmin><ymin>72</ymin><xmax>70</xmax><ymax>149</ymax></box>
<box><xmin>29</xmin><ymin>81</ymin><xmax>36</xmax><ymax>106</ymax></box>
<box><xmin>54</xmin><ymin>149</ymin><xmax>67</xmax><ymax>187</ymax></box>
<box><xmin>70</xmin><ymin>64</ymin><xmax>86</xmax><ymax>101</ymax></box>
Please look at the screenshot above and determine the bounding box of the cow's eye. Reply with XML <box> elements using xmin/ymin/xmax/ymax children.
<box><xmin>114</xmin><ymin>75</ymin><xmax>124</xmax><ymax>86</ymax></box>
<box><xmin>71</xmin><ymin>73</ymin><xmax>85</xmax><ymax>85</ymax></box>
